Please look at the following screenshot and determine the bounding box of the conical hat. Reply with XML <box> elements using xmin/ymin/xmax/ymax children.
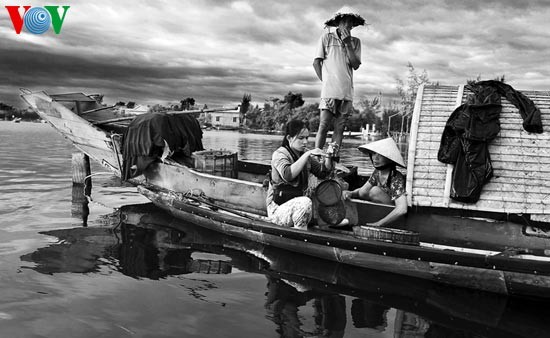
<box><xmin>358</xmin><ymin>138</ymin><xmax>406</xmax><ymax>167</ymax></box>
<box><xmin>324</xmin><ymin>6</ymin><xmax>366</xmax><ymax>27</ymax></box>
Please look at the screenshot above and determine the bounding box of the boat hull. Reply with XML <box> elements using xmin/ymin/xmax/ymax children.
<box><xmin>138</xmin><ymin>185</ymin><xmax>550</xmax><ymax>298</ymax></box>
<box><xmin>23</xmin><ymin>89</ymin><xmax>550</xmax><ymax>299</ymax></box>
<box><xmin>21</xmin><ymin>91</ymin><xmax>123</xmax><ymax>176</ymax></box>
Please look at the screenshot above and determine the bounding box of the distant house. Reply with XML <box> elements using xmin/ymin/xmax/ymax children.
<box><xmin>211</xmin><ymin>109</ymin><xmax>240</xmax><ymax>130</ymax></box>
<box><xmin>117</xmin><ymin>102</ymin><xmax>149</xmax><ymax>115</ymax></box>
<box><xmin>124</xmin><ymin>104</ymin><xmax>149</xmax><ymax>115</ymax></box>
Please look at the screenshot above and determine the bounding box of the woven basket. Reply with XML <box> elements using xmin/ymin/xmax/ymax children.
<box><xmin>315</xmin><ymin>179</ymin><xmax>342</xmax><ymax>206</ymax></box>
<box><xmin>353</xmin><ymin>226</ymin><xmax>419</xmax><ymax>245</ymax></box>
<box><xmin>318</xmin><ymin>200</ymin><xmax>346</xmax><ymax>226</ymax></box>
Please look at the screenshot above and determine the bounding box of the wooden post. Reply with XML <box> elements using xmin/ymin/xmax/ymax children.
<box><xmin>71</xmin><ymin>152</ymin><xmax>91</xmax><ymax>226</ymax></box>
<box><xmin>71</xmin><ymin>183</ymin><xmax>90</xmax><ymax>226</ymax></box>
<box><xmin>72</xmin><ymin>152</ymin><xmax>91</xmax><ymax>185</ymax></box>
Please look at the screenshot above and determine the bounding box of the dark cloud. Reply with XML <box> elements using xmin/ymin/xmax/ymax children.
<box><xmin>1</xmin><ymin>0</ymin><xmax>549</xmax><ymax>110</ymax></box>
<box><xmin>0</xmin><ymin>42</ymin><xmax>320</xmax><ymax>108</ymax></box>
<box><xmin>0</xmin><ymin>48</ymin><xmax>231</xmax><ymax>83</ymax></box>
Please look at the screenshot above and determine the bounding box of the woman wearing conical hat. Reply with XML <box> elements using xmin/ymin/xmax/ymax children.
<box><xmin>342</xmin><ymin>138</ymin><xmax>407</xmax><ymax>227</ymax></box>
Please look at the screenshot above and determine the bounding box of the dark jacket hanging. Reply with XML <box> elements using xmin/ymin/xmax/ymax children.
<box><xmin>438</xmin><ymin>81</ymin><xmax>543</xmax><ymax>203</ymax></box>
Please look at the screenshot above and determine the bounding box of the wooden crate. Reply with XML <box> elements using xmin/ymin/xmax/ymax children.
<box><xmin>193</xmin><ymin>150</ymin><xmax>238</xmax><ymax>179</ymax></box>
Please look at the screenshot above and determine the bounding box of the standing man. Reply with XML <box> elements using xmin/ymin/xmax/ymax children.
<box><xmin>313</xmin><ymin>6</ymin><xmax>365</xmax><ymax>161</ymax></box>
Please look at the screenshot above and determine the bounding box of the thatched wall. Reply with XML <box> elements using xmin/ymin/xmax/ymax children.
<box><xmin>406</xmin><ymin>84</ymin><xmax>550</xmax><ymax>221</ymax></box>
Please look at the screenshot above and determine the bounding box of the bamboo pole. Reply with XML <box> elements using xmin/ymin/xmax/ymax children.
<box><xmin>405</xmin><ymin>84</ymin><xmax>424</xmax><ymax>207</ymax></box>
<box><xmin>80</xmin><ymin>105</ymin><xmax>116</xmax><ymax>115</ymax></box>
<box><xmin>166</xmin><ymin>107</ymin><xmax>238</xmax><ymax>115</ymax></box>
<box><xmin>93</xmin><ymin>107</ymin><xmax>238</xmax><ymax>126</ymax></box>
<box><xmin>443</xmin><ymin>85</ymin><xmax>464</xmax><ymax>207</ymax></box>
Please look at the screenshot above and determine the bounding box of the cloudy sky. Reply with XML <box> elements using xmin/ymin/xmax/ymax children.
<box><xmin>1</xmin><ymin>0</ymin><xmax>549</xmax><ymax>109</ymax></box>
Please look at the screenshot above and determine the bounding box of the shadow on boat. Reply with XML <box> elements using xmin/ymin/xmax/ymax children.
<box><xmin>20</xmin><ymin>202</ymin><xmax>550</xmax><ymax>338</ymax></box>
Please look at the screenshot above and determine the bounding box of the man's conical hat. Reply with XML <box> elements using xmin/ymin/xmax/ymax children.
<box><xmin>358</xmin><ymin>137</ymin><xmax>406</xmax><ymax>167</ymax></box>
<box><xmin>324</xmin><ymin>6</ymin><xmax>366</xmax><ymax>27</ymax></box>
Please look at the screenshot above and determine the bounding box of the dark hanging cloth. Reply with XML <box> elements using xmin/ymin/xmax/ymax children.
<box><xmin>122</xmin><ymin>113</ymin><xmax>204</xmax><ymax>180</ymax></box>
<box><xmin>476</xmin><ymin>80</ymin><xmax>543</xmax><ymax>133</ymax></box>
<box><xmin>438</xmin><ymin>81</ymin><xmax>543</xmax><ymax>203</ymax></box>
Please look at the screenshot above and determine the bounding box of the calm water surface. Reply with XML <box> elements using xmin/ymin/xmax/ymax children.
<box><xmin>1</xmin><ymin>122</ymin><xmax>548</xmax><ymax>338</ymax></box>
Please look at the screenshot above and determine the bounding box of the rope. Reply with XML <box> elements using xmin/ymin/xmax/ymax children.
<box><xmin>167</xmin><ymin>187</ymin><xmax>261</xmax><ymax>221</ymax></box>
<box><xmin>84</xmin><ymin>194</ymin><xmax>112</xmax><ymax>210</ymax></box>
<box><xmin>181</xmin><ymin>188</ymin><xmax>206</xmax><ymax>199</ymax></box>
<box><xmin>84</xmin><ymin>172</ymin><xmax>116</xmax><ymax>180</ymax></box>
<box><xmin>79</xmin><ymin>172</ymin><xmax>120</xmax><ymax>209</ymax></box>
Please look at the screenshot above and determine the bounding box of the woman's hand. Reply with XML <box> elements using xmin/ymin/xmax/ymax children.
<box><xmin>289</xmin><ymin>148</ymin><xmax>325</xmax><ymax>179</ymax></box>
<box><xmin>342</xmin><ymin>190</ymin><xmax>353</xmax><ymax>200</ymax></box>
<box><xmin>307</xmin><ymin>148</ymin><xmax>325</xmax><ymax>157</ymax></box>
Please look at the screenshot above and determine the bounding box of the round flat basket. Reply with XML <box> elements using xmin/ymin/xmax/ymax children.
<box><xmin>353</xmin><ymin>226</ymin><xmax>419</xmax><ymax>245</ymax></box>
<box><xmin>315</xmin><ymin>180</ymin><xmax>342</xmax><ymax>206</ymax></box>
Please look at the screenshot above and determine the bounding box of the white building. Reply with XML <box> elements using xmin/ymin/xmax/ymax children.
<box><xmin>211</xmin><ymin>109</ymin><xmax>240</xmax><ymax>129</ymax></box>
<box><xmin>121</xmin><ymin>104</ymin><xmax>149</xmax><ymax>115</ymax></box>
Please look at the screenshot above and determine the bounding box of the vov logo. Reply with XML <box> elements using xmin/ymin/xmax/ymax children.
<box><xmin>5</xmin><ymin>6</ymin><xmax>70</xmax><ymax>34</ymax></box>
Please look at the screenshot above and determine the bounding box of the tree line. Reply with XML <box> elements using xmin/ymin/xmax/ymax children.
<box><xmin>239</xmin><ymin>63</ymin><xmax>431</xmax><ymax>134</ymax></box>
<box><xmin>1</xmin><ymin>63</ymin><xmax>432</xmax><ymax>132</ymax></box>
<box><xmin>0</xmin><ymin>102</ymin><xmax>40</xmax><ymax>121</ymax></box>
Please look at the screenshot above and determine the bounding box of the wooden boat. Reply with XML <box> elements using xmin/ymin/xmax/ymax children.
<box><xmin>23</xmin><ymin>203</ymin><xmax>550</xmax><ymax>337</ymax></box>
<box><xmin>20</xmin><ymin>85</ymin><xmax>550</xmax><ymax>298</ymax></box>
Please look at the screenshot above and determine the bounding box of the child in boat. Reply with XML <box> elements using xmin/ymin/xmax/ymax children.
<box><xmin>267</xmin><ymin>119</ymin><xmax>332</xmax><ymax>229</ymax></box>
<box><xmin>313</xmin><ymin>6</ymin><xmax>364</xmax><ymax>160</ymax></box>
<box><xmin>342</xmin><ymin>138</ymin><xmax>407</xmax><ymax>227</ymax></box>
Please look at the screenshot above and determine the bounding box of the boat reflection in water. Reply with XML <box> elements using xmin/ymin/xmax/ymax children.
<box><xmin>21</xmin><ymin>203</ymin><xmax>550</xmax><ymax>338</ymax></box>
